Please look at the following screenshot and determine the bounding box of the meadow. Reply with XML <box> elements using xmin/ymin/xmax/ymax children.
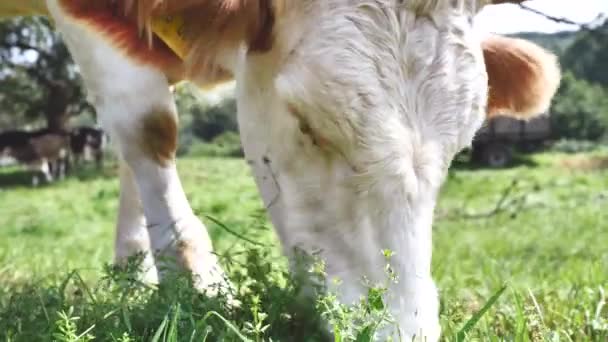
<box><xmin>0</xmin><ymin>151</ymin><xmax>607</xmax><ymax>341</ymax></box>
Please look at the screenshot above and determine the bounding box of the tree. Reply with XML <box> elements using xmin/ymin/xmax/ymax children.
<box><xmin>561</xmin><ymin>21</ymin><xmax>608</xmax><ymax>88</ymax></box>
<box><xmin>515</xmin><ymin>4</ymin><xmax>608</xmax><ymax>87</ymax></box>
<box><xmin>174</xmin><ymin>83</ymin><xmax>238</xmax><ymax>142</ymax></box>
<box><xmin>0</xmin><ymin>17</ymin><xmax>91</xmax><ymax>131</ymax></box>
<box><xmin>550</xmin><ymin>72</ymin><xmax>608</xmax><ymax>141</ymax></box>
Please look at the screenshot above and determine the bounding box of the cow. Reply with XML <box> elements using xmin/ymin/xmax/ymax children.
<box><xmin>0</xmin><ymin>1</ymin><xmax>561</xmax><ymax>339</ymax></box>
<box><xmin>0</xmin><ymin>128</ymin><xmax>70</xmax><ymax>186</ymax></box>
<box><xmin>69</xmin><ymin>126</ymin><xmax>106</xmax><ymax>168</ymax></box>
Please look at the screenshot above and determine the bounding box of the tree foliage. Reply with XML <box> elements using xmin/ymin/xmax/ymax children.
<box><xmin>173</xmin><ymin>83</ymin><xmax>239</xmax><ymax>155</ymax></box>
<box><xmin>514</xmin><ymin>20</ymin><xmax>608</xmax><ymax>142</ymax></box>
<box><xmin>0</xmin><ymin>17</ymin><xmax>91</xmax><ymax>130</ymax></box>
<box><xmin>513</xmin><ymin>31</ymin><xmax>577</xmax><ymax>56</ymax></box>
<box><xmin>550</xmin><ymin>72</ymin><xmax>608</xmax><ymax>141</ymax></box>
<box><xmin>561</xmin><ymin>21</ymin><xmax>608</xmax><ymax>88</ymax></box>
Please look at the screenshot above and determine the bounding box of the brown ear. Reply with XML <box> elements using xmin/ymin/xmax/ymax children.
<box><xmin>482</xmin><ymin>35</ymin><xmax>561</xmax><ymax>119</ymax></box>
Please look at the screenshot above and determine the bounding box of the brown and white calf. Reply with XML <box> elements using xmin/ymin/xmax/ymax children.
<box><xmin>1</xmin><ymin>0</ymin><xmax>560</xmax><ymax>339</ymax></box>
<box><xmin>0</xmin><ymin>128</ymin><xmax>70</xmax><ymax>185</ymax></box>
<box><xmin>69</xmin><ymin>126</ymin><xmax>106</xmax><ymax>168</ymax></box>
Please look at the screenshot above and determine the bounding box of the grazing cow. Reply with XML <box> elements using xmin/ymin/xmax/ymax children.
<box><xmin>1</xmin><ymin>0</ymin><xmax>560</xmax><ymax>339</ymax></box>
<box><xmin>0</xmin><ymin>128</ymin><xmax>70</xmax><ymax>185</ymax></box>
<box><xmin>69</xmin><ymin>126</ymin><xmax>106</xmax><ymax>168</ymax></box>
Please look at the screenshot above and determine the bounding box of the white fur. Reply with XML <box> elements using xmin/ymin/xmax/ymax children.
<box><xmin>237</xmin><ymin>1</ymin><xmax>488</xmax><ymax>340</ymax></box>
<box><xmin>114</xmin><ymin>161</ymin><xmax>158</xmax><ymax>284</ymax></box>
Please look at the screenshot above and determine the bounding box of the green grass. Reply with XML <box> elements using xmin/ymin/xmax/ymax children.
<box><xmin>0</xmin><ymin>152</ymin><xmax>607</xmax><ymax>341</ymax></box>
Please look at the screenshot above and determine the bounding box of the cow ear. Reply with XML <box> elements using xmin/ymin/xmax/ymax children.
<box><xmin>482</xmin><ymin>35</ymin><xmax>561</xmax><ymax>119</ymax></box>
<box><xmin>129</xmin><ymin>0</ymin><xmax>278</xmax><ymax>77</ymax></box>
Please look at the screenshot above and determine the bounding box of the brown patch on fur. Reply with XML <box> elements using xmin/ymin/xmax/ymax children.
<box><xmin>57</xmin><ymin>0</ymin><xmax>186</xmax><ymax>82</ymax></box>
<box><xmin>176</xmin><ymin>240</ymin><xmax>197</xmax><ymax>270</ymax></box>
<box><xmin>482</xmin><ymin>35</ymin><xmax>561</xmax><ymax>119</ymax></box>
<box><xmin>288</xmin><ymin>103</ymin><xmax>329</xmax><ymax>149</ymax></box>
<box><xmin>126</xmin><ymin>0</ymin><xmax>279</xmax><ymax>77</ymax></box>
<box><xmin>559</xmin><ymin>156</ymin><xmax>608</xmax><ymax>172</ymax></box>
<box><xmin>140</xmin><ymin>110</ymin><xmax>178</xmax><ymax>166</ymax></box>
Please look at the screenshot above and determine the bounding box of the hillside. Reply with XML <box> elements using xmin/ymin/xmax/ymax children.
<box><xmin>512</xmin><ymin>22</ymin><xmax>608</xmax><ymax>88</ymax></box>
<box><xmin>512</xmin><ymin>30</ymin><xmax>578</xmax><ymax>55</ymax></box>
<box><xmin>560</xmin><ymin>22</ymin><xmax>608</xmax><ymax>88</ymax></box>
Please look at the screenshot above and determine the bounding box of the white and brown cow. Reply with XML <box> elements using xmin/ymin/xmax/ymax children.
<box><xmin>0</xmin><ymin>1</ymin><xmax>560</xmax><ymax>340</ymax></box>
<box><xmin>69</xmin><ymin>126</ymin><xmax>106</xmax><ymax>168</ymax></box>
<box><xmin>0</xmin><ymin>128</ymin><xmax>70</xmax><ymax>185</ymax></box>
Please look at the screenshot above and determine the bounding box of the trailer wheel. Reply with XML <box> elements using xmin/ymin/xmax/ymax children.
<box><xmin>519</xmin><ymin>140</ymin><xmax>541</xmax><ymax>153</ymax></box>
<box><xmin>483</xmin><ymin>143</ymin><xmax>512</xmax><ymax>168</ymax></box>
<box><xmin>471</xmin><ymin>143</ymin><xmax>484</xmax><ymax>164</ymax></box>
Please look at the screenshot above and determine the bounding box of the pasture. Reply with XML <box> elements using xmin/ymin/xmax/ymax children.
<box><xmin>0</xmin><ymin>152</ymin><xmax>607</xmax><ymax>341</ymax></box>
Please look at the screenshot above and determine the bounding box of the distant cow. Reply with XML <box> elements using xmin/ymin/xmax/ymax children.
<box><xmin>69</xmin><ymin>126</ymin><xmax>105</xmax><ymax>168</ymax></box>
<box><xmin>0</xmin><ymin>128</ymin><xmax>70</xmax><ymax>186</ymax></box>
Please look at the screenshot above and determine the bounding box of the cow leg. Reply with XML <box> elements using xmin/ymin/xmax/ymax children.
<box><xmin>56</xmin><ymin>155</ymin><xmax>67</xmax><ymax>180</ymax></box>
<box><xmin>114</xmin><ymin>160</ymin><xmax>158</xmax><ymax>284</ymax></box>
<box><xmin>29</xmin><ymin>161</ymin><xmax>42</xmax><ymax>187</ymax></box>
<box><xmin>95</xmin><ymin>150</ymin><xmax>103</xmax><ymax>169</ymax></box>
<box><xmin>46</xmin><ymin>1</ymin><xmax>227</xmax><ymax>291</ymax></box>
<box><xmin>50</xmin><ymin>157</ymin><xmax>65</xmax><ymax>181</ymax></box>
<box><xmin>61</xmin><ymin>154</ymin><xmax>70</xmax><ymax>178</ymax></box>
<box><xmin>27</xmin><ymin>159</ymin><xmax>49</xmax><ymax>186</ymax></box>
<box><xmin>37</xmin><ymin>159</ymin><xmax>53</xmax><ymax>185</ymax></box>
<box><xmin>43</xmin><ymin>159</ymin><xmax>53</xmax><ymax>183</ymax></box>
<box><xmin>46</xmin><ymin>159</ymin><xmax>55</xmax><ymax>180</ymax></box>
<box><xmin>73</xmin><ymin>153</ymin><xmax>81</xmax><ymax>168</ymax></box>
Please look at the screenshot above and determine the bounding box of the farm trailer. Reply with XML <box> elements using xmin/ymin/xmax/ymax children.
<box><xmin>470</xmin><ymin>114</ymin><xmax>551</xmax><ymax>167</ymax></box>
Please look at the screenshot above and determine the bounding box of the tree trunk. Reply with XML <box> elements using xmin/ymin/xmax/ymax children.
<box><xmin>45</xmin><ymin>109</ymin><xmax>69</xmax><ymax>131</ymax></box>
<box><xmin>45</xmin><ymin>82</ymin><xmax>71</xmax><ymax>131</ymax></box>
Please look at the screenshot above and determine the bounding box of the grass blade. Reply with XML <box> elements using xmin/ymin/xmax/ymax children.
<box><xmin>167</xmin><ymin>303</ymin><xmax>181</xmax><ymax>342</ymax></box>
<box><xmin>204</xmin><ymin>215</ymin><xmax>268</xmax><ymax>247</ymax></box>
<box><xmin>457</xmin><ymin>284</ymin><xmax>508</xmax><ymax>341</ymax></box>
<box><xmin>203</xmin><ymin>311</ymin><xmax>252</xmax><ymax>342</ymax></box>
<box><xmin>151</xmin><ymin>312</ymin><xmax>170</xmax><ymax>342</ymax></box>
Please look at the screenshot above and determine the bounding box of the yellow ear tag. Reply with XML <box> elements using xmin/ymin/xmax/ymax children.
<box><xmin>150</xmin><ymin>15</ymin><xmax>190</xmax><ymax>60</ymax></box>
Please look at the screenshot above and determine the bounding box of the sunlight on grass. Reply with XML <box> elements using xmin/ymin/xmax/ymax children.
<box><xmin>0</xmin><ymin>153</ymin><xmax>607</xmax><ymax>341</ymax></box>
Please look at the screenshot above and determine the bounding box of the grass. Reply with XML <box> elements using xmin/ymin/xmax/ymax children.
<box><xmin>0</xmin><ymin>152</ymin><xmax>607</xmax><ymax>341</ymax></box>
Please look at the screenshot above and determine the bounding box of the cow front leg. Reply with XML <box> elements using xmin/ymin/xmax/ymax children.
<box><xmin>114</xmin><ymin>161</ymin><xmax>158</xmax><ymax>284</ymax></box>
<box><xmin>106</xmin><ymin>101</ymin><xmax>226</xmax><ymax>292</ymax></box>
<box><xmin>96</xmin><ymin>85</ymin><xmax>226</xmax><ymax>291</ymax></box>
<box><xmin>30</xmin><ymin>159</ymin><xmax>52</xmax><ymax>186</ymax></box>
<box><xmin>47</xmin><ymin>1</ymin><xmax>228</xmax><ymax>293</ymax></box>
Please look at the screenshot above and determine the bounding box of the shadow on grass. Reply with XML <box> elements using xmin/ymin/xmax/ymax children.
<box><xmin>0</xmin><ymin>163</ymin><xmax>118</xmax><ymax>189</ymax></box>
<box><xmin>68</xmin><ymin>163</ymin><xmax>118</xmax><ymax>182</ymax></box>
<box><xmin>450</xmin><ymin>152</ymin><xmax>539</xmax><ymax>171</ymax></box>
<box><xmin>0</xmin><ymin>170</ymin><xmax>36</xmax><ymax>188</ymax></box>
